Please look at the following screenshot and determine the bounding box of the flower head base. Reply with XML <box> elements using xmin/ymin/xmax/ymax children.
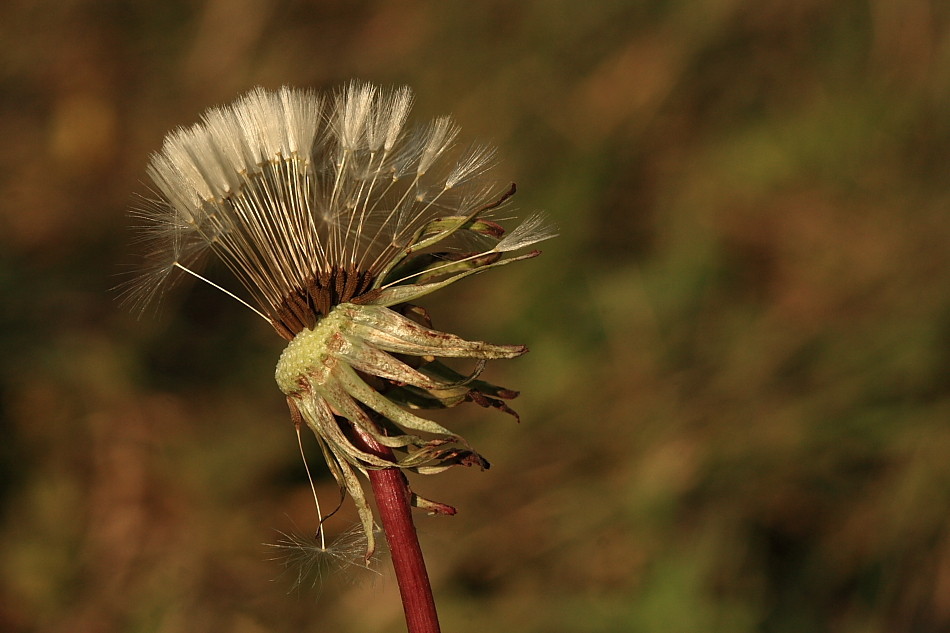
<box><xmin>128</xmin><ymin>82</ymin><xmax>556</xmax><ymax>557</ymax></box>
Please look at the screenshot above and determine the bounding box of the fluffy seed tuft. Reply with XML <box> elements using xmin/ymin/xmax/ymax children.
<box><xmin>124</xmin><ymin>82</ymin><xmax>555</xmax><ymax>339</ymax></box>
<box><xmin>267</xmin><ymin>526</ymin><xmax>385</xmax><ymax>591</ymax></box>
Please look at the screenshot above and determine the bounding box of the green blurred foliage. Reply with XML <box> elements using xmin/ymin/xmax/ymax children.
<box><xmin>1</xmin><ymin>0</ymin><xmax>949</xmax><ymax>631</ymax></box>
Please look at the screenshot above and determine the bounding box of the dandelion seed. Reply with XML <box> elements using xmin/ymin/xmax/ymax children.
<box><xmin>267</xmin><ymin>525</ymin><xmax>385</xmax><ymax>592</ymax></box>
<box><xmin>126</xmin><ymin>82</ymin><xmax>556</xmax><ymax>564</ymax></box>
<box><xmin>445</xmin><ymin>144</ymin><xmax>496</xmax><ymax>189</ymax></box>
<box><xmin>495</xmin><ymin>211</ymin><xmax>560</xmax><ymax>252</ymax></box>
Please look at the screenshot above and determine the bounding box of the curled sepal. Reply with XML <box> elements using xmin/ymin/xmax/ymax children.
<box><xmin>419</xmin><ymin>216</ymin><xmax>506</xmax><ymax>240</ymax></box>
<box><xmin>410</xmin><ymin>491</ymin><xmax>457</xmax><ymax>515</ymax></box>
<box><xmin>287</xmin><ymin>397</ymin><xmax>379</xmax><ymax>560</ymax></box>
<box><xmin>334</xmin><ymin>454</ymin><xmax>377</xmax><ymax>561</ymax></box>
<box><xmin>364</xmin><ymin>250</ymin><xmax>542</xmax><ymax>308</ymax></box>
<box><xmin>384</xmin><ymin>359</ymin><xmax>523</xmax><ymax>421</ymax></box>
<box><xmin>371</xmin><ymin>184</ymin><xmax>519</xmax><ymax>288</ymax></box>
<box><xmin>332</xmin><ymin>362</ymin><xmax>460</xmax><ymax>439</ymax></box>
<box><xmin>414</xmin><ymin>252</ymin><xmax>504</xmax><ymax>286</ymax></box>
<box><xmin>340</xmin><ymin>303</ymin><xmax>528</xmax><ymax>359</ymax></box>
<box><xmin>275</xmin><ymin>301</ymin><xmax>529</xmax><ymax>553</ymax></box>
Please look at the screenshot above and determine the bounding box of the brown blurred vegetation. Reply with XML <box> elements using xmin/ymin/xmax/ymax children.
<box><xmin>1</xmin><ymin>1</ymin><xmax>949</xmax><ymax>632</ymax></box>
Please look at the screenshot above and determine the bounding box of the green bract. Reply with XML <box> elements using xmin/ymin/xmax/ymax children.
<box><xmin>276</xmin><ymin>302</ymin><xmax>526</xmax><ymax>556</ymax></box>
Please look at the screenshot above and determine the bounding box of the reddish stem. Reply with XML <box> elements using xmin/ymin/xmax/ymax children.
<box><xmin>351</xmin><ymin>429</ymin><xmax>442</xmax><ymax>633</ymax></box>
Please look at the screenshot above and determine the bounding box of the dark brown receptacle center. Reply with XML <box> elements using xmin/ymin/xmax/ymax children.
<box><xmin>273</xmin><ymin>265</ymin><xmax>380</xmax><ymax>340</ymax></box>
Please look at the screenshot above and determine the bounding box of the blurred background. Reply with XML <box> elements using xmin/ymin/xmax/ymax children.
<box><xmin>1</xmin><ymin>1</ymin><xmax>949</xmax><ymax>631</ymax></box>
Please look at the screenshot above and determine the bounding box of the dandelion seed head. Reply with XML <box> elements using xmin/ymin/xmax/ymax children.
<box><xmin>128</xmin><ymin>81</ymin><xmax>557</xmax><ymax>559</ymax></box>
